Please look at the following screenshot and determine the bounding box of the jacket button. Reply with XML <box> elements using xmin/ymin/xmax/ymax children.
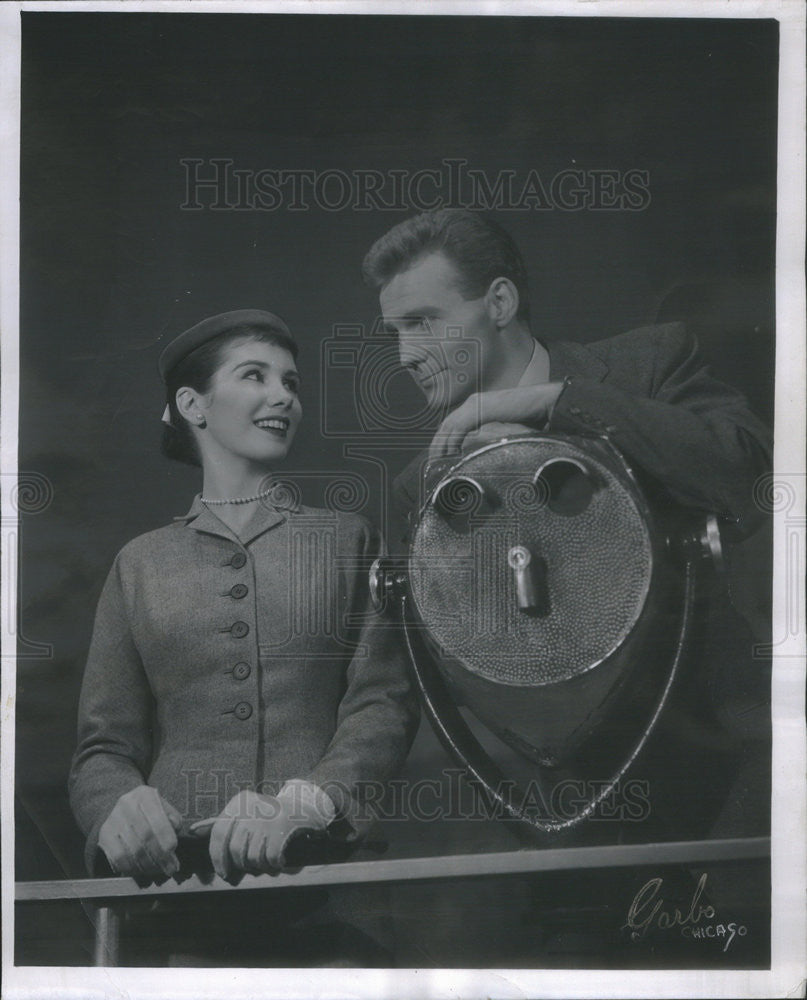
<box><xmin>230</xmin><ymin>583</ymin><xmax>248</xmax><ymax>600</ymax></box>
<box><xmin>233</xmin><ymin>661</ymin><xmax>251</xmax><ymax>680</ymax></box>
<box><xmin>230</xmin><ymin>552</ymin><xmax>247</xmax><ymax>569</ymax></box>
<box><xmin>234</xmin><ymin>701</ymin><xmax>253</xmax><ymax>720</ymax></box>
<box><xmin>230</xmin><ymin>621</ymin><xmax>249</xmax><ymax>638</ymax></box>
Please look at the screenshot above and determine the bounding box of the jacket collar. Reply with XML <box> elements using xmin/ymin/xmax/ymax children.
<box><xmin>546</xmin><ymin>339</ymin><xmax>609</xmax><ymax>383</ymax></box>
<box><xmin>174</xmin><ymin>487</ymin><xmax>300</xmax><ymax>545</ymax></box>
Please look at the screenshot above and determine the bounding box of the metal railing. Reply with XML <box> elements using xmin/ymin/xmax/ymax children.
<box><xmin>15</xmin><ymin>836</ymin><xmax>770</xmax><ymax>966</ymax></box>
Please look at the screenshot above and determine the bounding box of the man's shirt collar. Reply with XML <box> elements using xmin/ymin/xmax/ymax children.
<box><xmin>517</xmin><ymin>338</ymin><xmax>551</xmax><ymax>387</ymax></box>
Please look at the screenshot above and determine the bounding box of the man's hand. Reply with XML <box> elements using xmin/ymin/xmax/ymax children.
<box><xmin>429</xmin><ymin>383</ymin><xmax>565</xmax><ymax>460</ymax></box>
<box><xmin>460</xmin><ymin>422</ymin><xmax>538</xmax><ymax>452</ymax></box>
<box><xmin>206</xmin><ymin>786</ymin><xmax>331</xmax><ymax>881</ymax></box>
<box><xmin>97</xmin><ymin>785</ymin><xmax>182</xmax><ymax>883</ymax></box>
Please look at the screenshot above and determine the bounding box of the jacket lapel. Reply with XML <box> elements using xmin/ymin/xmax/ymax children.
<box><xmin>175</xmin><ymin>493</ymin><xmax>289</xmax><ymax>545</ymax></box>
<box><xmin>238</xmin><ymin>501</ymin><xmax>290</xmax><ymax>546</ymax></box>
<box><xmin>547</xmin><ymin>339</ymin><xmax>610</xmax><ymax>384</ymax></box>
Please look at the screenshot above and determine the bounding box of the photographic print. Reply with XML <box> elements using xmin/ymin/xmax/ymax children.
<box><xmin>2</xmin><ymin>1</ymin><xmax>804</xmax><ymax>997</ymax></box>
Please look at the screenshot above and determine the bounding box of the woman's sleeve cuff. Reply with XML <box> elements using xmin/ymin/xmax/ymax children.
<box><xmin>277</xmin><ymin>779</ymin><xmax>337</xmax><ymax>829</ymax></box>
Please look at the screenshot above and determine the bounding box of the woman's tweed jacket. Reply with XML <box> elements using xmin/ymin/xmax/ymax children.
<box><xmin>69</xmin><ymin>495</ymin><xmax>419</xmax><ymax>872</ymax></box>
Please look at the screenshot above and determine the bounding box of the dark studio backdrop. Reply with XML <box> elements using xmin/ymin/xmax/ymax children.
<box><xmin>16</xmin><ymin>11</ymin><xmax>777</xmax><ymax>965</ymax></box>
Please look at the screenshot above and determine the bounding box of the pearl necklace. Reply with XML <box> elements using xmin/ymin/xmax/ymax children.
<box><xmin>201</xmin><ymin>486</ymin><xmax>277</xmax><ymax>506</ymax></box>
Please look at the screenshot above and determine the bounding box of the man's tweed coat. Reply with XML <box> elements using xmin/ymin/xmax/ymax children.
<box><xmin>393</xmin><ymin>323</ymin><xmax>772</xmax><ymax>546</ymax></box>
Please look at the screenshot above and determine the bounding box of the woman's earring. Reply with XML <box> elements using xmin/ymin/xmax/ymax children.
<box><xmin>196</xmin><ymin>414</ymin><xmax>206</xmax><ymax>428</ymax></box>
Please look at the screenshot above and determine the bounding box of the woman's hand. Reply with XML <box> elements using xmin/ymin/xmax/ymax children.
<box><xmin>97</xmin><ymin>785</ymin><xmax>182</xmax><ymax>883</ymax></box>
<box><xmin>206</xmin><ymin>784</ymin><xmax>334</xmax><ymax>881</ymax></box>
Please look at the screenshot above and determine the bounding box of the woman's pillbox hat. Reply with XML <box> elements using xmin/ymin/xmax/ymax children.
<box><xmin>158</xmin><ymin>309</ymin><xmax>292</xmax><ymax>382</ymax></box>
<box><xmin>159</xmin><ymin>309</ymin><xmax>292</xmax><ymax>425</ymax></box>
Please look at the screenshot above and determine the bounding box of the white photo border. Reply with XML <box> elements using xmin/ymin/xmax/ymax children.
<box><xmin>1</xmin><ymin>1</ymin><xmax>804</xmax><ymax>997</ymax></box>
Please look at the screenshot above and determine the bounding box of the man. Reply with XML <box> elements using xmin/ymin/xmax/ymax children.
<box><xmin>361</xmin><ymin>208</ymin><xmax>771</xmax><ymax>550</ymax></box>
<box><xmin>360</xmin><ymin>209</ymin><xmax>773</xmax><ymax>962</ymax></box>
<box><xmin>363</xmin><ymin>207</ymin><xmax>772</xmax><ymax>833</ymax></box>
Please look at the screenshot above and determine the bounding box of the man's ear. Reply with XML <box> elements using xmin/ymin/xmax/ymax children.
<box><xmin>485</xmin><ymin>277</ymin><xmax>520</xmax><ymax>328</ymax></box>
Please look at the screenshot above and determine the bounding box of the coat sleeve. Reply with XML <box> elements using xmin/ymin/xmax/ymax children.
<box><xmin>68</xmin><ymin>552</ymin><xmax>155</xmax><ymax>872</ymax></box>
<box><xmin>548</xmin><ymin>324</ymin><xmax>772</xmax><ymax>536</ymax></box>
<box><xmin>304</xmin><ymin>519</ymin><xmax>419</xmax><ymax>839</ymax></box>
<box><xmin>390</xmin><ymin>462</ymin><xmax>420</xmax><ymax>556</ymax></box>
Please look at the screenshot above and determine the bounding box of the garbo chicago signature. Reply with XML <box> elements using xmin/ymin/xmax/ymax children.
<box><xmin>623</xmin><ymin>873</ymin><xmax>749</xmax><ymax>952</ymax></box>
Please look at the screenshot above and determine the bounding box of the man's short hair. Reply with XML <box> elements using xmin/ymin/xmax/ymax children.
<box><xmin>362</xmin><ymin>209</ymin><xmax>531</xmax><ymax>323</ymax></box>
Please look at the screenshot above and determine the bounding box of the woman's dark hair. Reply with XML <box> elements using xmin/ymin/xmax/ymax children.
<box><xmin>361</xmin><ymin>208</ymin><xmax>531</xmax><ymax>323</ymax></box>
<box><xmin>161</xmin><ymin>325</ymin><xmax>299</xmax><ymax>467</ymax></box>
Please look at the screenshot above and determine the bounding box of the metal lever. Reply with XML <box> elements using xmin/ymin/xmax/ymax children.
<box><xmin>507</xmin><ymin>545</ymin><xmax>549</xmax><ymax>616</ymax></box>
<box><xmin>698</xmin><ymin>514</ymin><xmax>724</xmax><ymax>571</ymax></box>
<box><xmin>369</xmin><ymin>557</ymin><xmax>408</xmax><ymax>611</ymax></box>
<box><xmin>670</xmin><ymin>514</ymin><xmax>725</xmax><ymax>572</ymax></box>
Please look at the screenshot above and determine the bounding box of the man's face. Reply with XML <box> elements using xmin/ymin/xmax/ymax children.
<box><xmin>379</xmin><ymin>252</ymin><xmax>500</xmax><ymax>412</ymax></box>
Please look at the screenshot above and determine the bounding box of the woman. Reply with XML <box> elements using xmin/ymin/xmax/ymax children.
<box><xmin>68</xmin><ymin>309</ymin><xmax>418</xmax><ymax>894</ymax></box>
